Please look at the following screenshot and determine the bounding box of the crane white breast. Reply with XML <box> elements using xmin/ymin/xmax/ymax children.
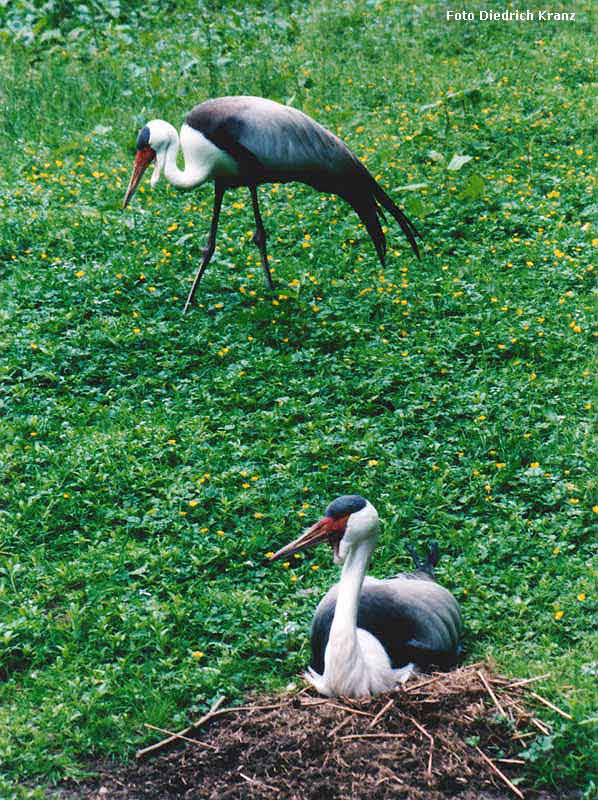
<box><xmin>306</xmin><ymin>626</ymin><xmax>414</xmax><ymax>697</ymax></box>
<box><xmin>179</xmin><ymin>124</ymin><xmax>239</xmax><ymax>179</ymax></box>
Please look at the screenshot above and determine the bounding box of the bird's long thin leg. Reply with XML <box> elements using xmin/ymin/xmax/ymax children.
<box><xmin>249</xmin><ymin>185</ymin><xmax>274</xmax><ymax>290</ymax></box>
<box><xmin>183</xmin><ymin>182</ymin><xmax>225</xmax><ymax>314</ymax></box>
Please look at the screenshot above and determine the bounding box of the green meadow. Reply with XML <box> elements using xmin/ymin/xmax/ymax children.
<box><xmin>0</xmin><ymin>0</ymin><xmax>595</xmax><ymax>796</ymax></box>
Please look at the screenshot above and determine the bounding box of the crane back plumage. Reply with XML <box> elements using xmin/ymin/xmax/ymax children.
<box><xmin>185</xmin><ymin>96</ymin><xmax>420</xmax><ymax>262</ymax></box>
<box><xmin>309</xmin><ymin>544</ymin><xmax>462</xmax><ymax>676</ymax></box>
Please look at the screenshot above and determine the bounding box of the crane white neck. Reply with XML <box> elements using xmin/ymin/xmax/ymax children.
<box><xmin>148</xmin><ymin>120</ymin><xmax>238</xmax><ymax>191</ymax></box>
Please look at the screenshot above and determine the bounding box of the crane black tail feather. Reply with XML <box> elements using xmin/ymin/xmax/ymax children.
<box><xmin>406</xmin><ymin>541</ymin><xmax>440</xmax><ymax>578</ymax></box>
<box><xmin>343</xmin><ymin>170</ymin><xmax>421</xmax><ymax>263</ymax></box>
<box><xmin>372</xmin><ymin>181</ymin><xmax>421</xmax><ymax>259</ymax></box>
<box><xmin>351</xmin><ymin>198</ymin><xmax>387</xmax><ymax>266</ymax></box>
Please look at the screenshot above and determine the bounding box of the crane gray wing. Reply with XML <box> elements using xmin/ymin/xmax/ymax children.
<box><xmin>185</xmin><ymin>95</ymin><xmax>357</xmax><ymax>184</ymax></box>
<box><xmin>310</xmin><ymin>576</ymin><xmax>462</xmax><ymax>675</ymax></box>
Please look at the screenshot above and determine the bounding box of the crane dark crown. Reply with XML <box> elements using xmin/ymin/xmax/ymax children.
<box><xmin>136</xmin><ymin>126</ymin><xmax>150</xmax><ymax>150</ymax></box>
<box><xmin>325</xmin><ymin>495</ymin><xmax>367</xmax><ymax>519</ymax></box>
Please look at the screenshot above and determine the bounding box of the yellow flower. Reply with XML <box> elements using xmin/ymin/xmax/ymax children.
<box><xmin>367</xmin><ymin>459</ymin><xmax>379</xmax><ymax>467</ymax></box>
<box><xmin>569</xmin><ymin>498</ymin><xmax>579</xmax><ymax>505</ymax></box>
<box><xmin>530</xmin><ymin>462</ymin><xmax>540</xmax><ymax>468</ymax></box>
<box><xmin>167</xmin><ymin>438</ymin><xmax>176</xmax><ymax>445</ymax></box>
<box><xmin>495</xmin><ymin>462</ymin><xmax>506</xmax><ymax>469</ymax></box>
<box><xmin>554</xmin><ymin>610</ymin><xmax>564</xmax><ymax>620</ymax></box>
<box><xmin>192</xmin><ymin>651</ymin><xmax>204</xmax><ymax>659</ymax></box>
<box><xmin>189</xmin><ymin>499</ymin><xmax>198</xmax><ymax>508</ymax></box>
<box><xmin>577</xmin><ymin>593</ymin><xmax>586</xmax><ymax>602</ymax></box>
<box><xmin>216</xmin><ymin>530</ymin><xmax>225</xmax><ymax>537</ymax></box>
<box><xmin>75</xmin><ymin>270</ymin><xmax>85</xmax><ymax>278</ymax></box>
<box><xmin>254</xmin><ymin>512</ymin><xmax>264</xmax><ymax>519</ymax></box>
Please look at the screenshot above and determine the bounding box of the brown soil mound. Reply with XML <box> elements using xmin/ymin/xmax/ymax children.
<box><xmin>55</xmin><ymin>664</ymin><xmax>576</xmax><ymax>800</ymax></box>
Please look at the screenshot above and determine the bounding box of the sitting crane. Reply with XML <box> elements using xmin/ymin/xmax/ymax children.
<box><xmin>122</xmin><ymin>96</ymin><xmax>420</xmax><ymax>312</ymax></box>
<box><xmin>270</xmin><ymin>494</ymin><xmax>462</xmax><ymax>697</ymax></box>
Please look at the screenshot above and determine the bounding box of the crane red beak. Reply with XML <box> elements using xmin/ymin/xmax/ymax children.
<box><xmin>269</xmin><ymin>515</ymin><xmax>348</xmax><ymax>561</ymax></box>
<box><xmin>123</xmin><ymin>146</ymin><xmax>156</xmax><ymax>208</ymax></box>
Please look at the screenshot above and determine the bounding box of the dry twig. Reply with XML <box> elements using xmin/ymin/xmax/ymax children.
<box><xmin>407</xmin><ymin>715</ymin><xmax>434</xmax><ymax>778</ymax></box>
<box><xmin>340</xmin><ymin>733</ymin><xmax>409</xmax><ymax>741</ymax></box>
<box><xmin>136</xmin><ymin>696</ymin><xmax>225</xmax><ymax>759</ymax></box>
<box><xmin>143</xmin><ymin>723</ymin><xmax>217</xmax><ymax>750</ymax></box>
<box><xmin>528</xmin><ymin>691</ymin><xmax>573</xmax><ymax>720</ymax></box>
<box><xmin>369</xmin><ymin>698</ymin><xmax>395</xmax><ymax>728</ymax></box>
<box><xmin>506</xmin><ymin>673</ymin><xmax>551</xmax><ymax>689</ymax></box>
<box><xmin>475</xmin><ymin>746</ymin><xmax>525</xmax><ymax>799</ymax></box>
<box><xmin>478</xmin><ymin>670</ymin><xmax>507</xmax><ymax>716</ymax></box>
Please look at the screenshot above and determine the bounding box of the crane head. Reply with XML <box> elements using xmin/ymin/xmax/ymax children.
<box><xmin>123</xmin><ymin>125</ymin><xmax>156</xmax><ymax>208</ymax></box>
<box><xmin>269</xmin><ymin>495</ymin><xmax>379</xmax><ymax>565</ymax></box>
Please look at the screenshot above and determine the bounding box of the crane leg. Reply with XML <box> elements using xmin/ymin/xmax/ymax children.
<box><xmin>249</xmin><ymin>185</ymin><xmax>274</xmax><ymax>290</ymax></box>
<box><xmin>183</xmin><ymin>182</ymin><xmax>225</xmax><ymax>314</ymax></box>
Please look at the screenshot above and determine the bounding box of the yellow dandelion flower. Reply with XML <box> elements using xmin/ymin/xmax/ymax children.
<box><xmin>554</xmin><ymin>610</ymin><xmax>564</xmax><ymax>620</ymax></box>
<box><xmin>192</xmin><ymin>651</ymin><xmax>204</xmax><ymax>659</ymax></box>
<box><xmin>578</xmin><ymin>593</ymin><xmax>586</xmax><ymax>602</ymax></box>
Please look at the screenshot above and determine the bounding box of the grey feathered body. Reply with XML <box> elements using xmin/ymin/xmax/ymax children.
<box><xmin>185</xmin><ymin>96</ymin><xmax>419</xmax><ymax>261</ymax></box>
<box><xmin>310</xmin><ymin>570</ymin><xmax>462</xmax><ymax>675</ymax></box>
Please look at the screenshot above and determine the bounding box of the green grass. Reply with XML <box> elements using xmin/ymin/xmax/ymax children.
<box><xmin>0</xmin><ymin>0</ymin><xmax>596</xmax><ymax>796</ymax></box>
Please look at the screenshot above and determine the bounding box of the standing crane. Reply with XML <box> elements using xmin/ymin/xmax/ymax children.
<box><xmin>122</xmin><ymin>96</ymin><xmax>420</xmax><ymax>313</ymax></box>
<box><xmin>270</xmin><ymin>495</ymin><xmax>461</xmax><ymax>698</ymax></box>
